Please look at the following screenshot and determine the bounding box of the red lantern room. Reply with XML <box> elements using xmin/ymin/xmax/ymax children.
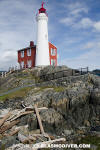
<box><xmin>38</xmin><ymin>1</ymin><xmax>48</xmax><ymax>16</ymax></box>
<box><xmin>39</xmin><ymin>2</ymin><xmax>46</xmax><ymax>13</ymax></box>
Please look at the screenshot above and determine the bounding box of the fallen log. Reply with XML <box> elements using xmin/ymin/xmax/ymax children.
<box><xmin>0</xmin><ymin>120</ymin><xmax>19</xmax><ymax>134</ymax></box>
<box><xmin>29</xmin><ymin>133</ymin><xmax>54</xmax><ymax>140</ymax></box>
<box><xmin>43</xmin><ymin>133</ymin><xmax>51</xmax><ymax>141</ymax></box>
<box><xmin>18</xmin><ymin>132</ymin><xmax>28</xmax><ymax>143</ymax></box>
<box><xmin>37</xmin><ymin>136</ymin><xmax>45</xmax><ymax>142</ymax></box>
<box><xmin>48</xmin><ymin>135</ymin><xmax>55</xmax><ymax>140</ymax></box>
<box><xmin>32</xmin><ymin>138</ymin><xmax>66</xmax><ymax>149</ymax></box>
<box><xmin>25</xmin><ymin>107</ymin><xmax>48</xmax><ymax>112</ymax></box>
<box><xmin>7</xmin><ymin>107</ymin><xmax>48</xmax><ymax>122</ymax></box>
<box><xmin>38</xmin><ymin>107</ymin><xmax>48</xmax><ymax>110</ymax></box>
<box><xmin>9</xmin><ymin>128</ymin><xmax>20</xmax><ymax>136</ymax></box>
<box><xmin>10</xmin><ymin>111</ymin><xmax>34</xmax><ymax>122</ymax></box>
<box><xmin>0</xmin><ymin>112</ymin><xmax>11</xmax><ymax>127</ymax></box>
<box><xmin>34</xmin><ymin>105</ymin><xmax>51</xmax><ymax>140</ymax></box>
<box><xmin>34</xmin><ymin>104</ymin><xmax>45</xmax><ymax>134</ymax></box>
<box><xmin>18</xmin><ymin>132</ymin><xmax>36</xmax><ymax>144</ymax></box>
<box><xmin>3</xmin><ymin>128</ymin><xmax>20</xmax><ymax>137</ymax></box>
<box><xmin>30</xmin><ymin>129</ymin><xmax>40</xmax><ymax>134</ymax></box>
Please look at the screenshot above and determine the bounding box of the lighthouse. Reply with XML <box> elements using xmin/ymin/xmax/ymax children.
<box><xmin>35</xmin><ymin>2</ymin><xmax>50</xmax><ymax>66</ymax></box>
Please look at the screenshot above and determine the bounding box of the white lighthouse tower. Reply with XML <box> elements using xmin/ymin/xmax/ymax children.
<box><xmin>35</xmin><ymin>2</ymin><xmax>50</xmax><ymax>66</ymax></box>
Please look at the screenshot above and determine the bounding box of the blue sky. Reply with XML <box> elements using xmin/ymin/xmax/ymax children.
<box><xmin>0</xmin><ymin>0</ymin><xmax>100</xmax><ymax>70</ymax></box>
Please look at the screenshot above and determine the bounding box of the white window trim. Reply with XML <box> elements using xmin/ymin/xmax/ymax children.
<box><xmin>27</xmin><ymin>60</ymin><xmax>32</xmax><ymax>68</ymax></box>
<box><xmin>51</xmin><ymin>48</ymin><xmax>56</xmax><ymax>56</ymax></box>
<box><xmin>51</xmin><ymin>59</ymin><xmax>56</xmax><ymax>66</ymax></box>
<box><xmin>27</xmin><ymin>48</ymin><xmax>31</xmax><ymax>56</ymax></box>
<box><xmin>21</xmin><ymin>51</ymin><xmax>24</xmax><ymax>58</ymax></box>
<box><xmin>21</xmin><ymin>61</ymin><xmax>24</xmax><ymax>68</ymax></box>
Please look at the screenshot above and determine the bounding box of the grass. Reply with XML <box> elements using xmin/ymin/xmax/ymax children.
<box><xmin>0</xmin><ymin>84</ymin><xmax>66</xmax><ymax>102</ymax></box>
<box><xmin>54</xmin><ymin>86</ymin><xmax>66</xmax><ymax>92</ymax></box>
<box><xmin>0</xmin><ymin>87</ymin><xmax>34</xmax><ymax>101</ymax></box>
<box><xmin>0</xmin><ymin>145</ymin><xmax>5</xmax><ymax>150</ymax></box>
<box><xmin>77</xmin><ymin>135</ymin><xmax>100</xmax><ymax>150</ymax></box>
<box><xmin>33</xmin><ymin>86</ymin><xmax>53</xmax><ymax>93</ymax></box>
<box><xmin>33</xmin><ymin>86</ymin><xmax>66</xmax><ymax>93</ymax></box>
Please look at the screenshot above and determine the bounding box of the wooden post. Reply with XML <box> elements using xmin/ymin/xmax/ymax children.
<box><xmin>10</xmin><ymin>68</ymin><xmax>12</xmax><ymax>73</ymax></box>
<box><xmin>14</xmin><ymin>66</ymin><xmax>16</xmax><ymax>71</ymax></box>
<box><xmin>34</xmin><ymin>104</ymin><xmax>45</xmax><ymax>134</ymax></box>
<box><xmin>87</xmin><ymin>67</ymin><xmax>89</xmax><ymax>73</ymax></box>
<box><xmin>0</xmin><ymin>112</ymin><xmax>11</xmax><ymax>127</ymax></box>
<box><xmin>32</xmin><ymin>138</ymin><xmax>66</xmax><ymax>149</ymax></box>
<box><xmin>72</xmin><ymin>69</ymin><xmax>73</xmax><ymax>76</ymax></box>
<box><xmin>0</xmin><ymin>120</ymin><xmax>19</xmax><ymax>134</ymax></box>
<box><xmin>81</xmin><ymin>68</ymin><xmax>82</xmax><ymax>75</ymax></box>
<box><xmin>2</xmin><ymin>72</ymin><xmax>3</xmax><ymax>78</ymax></box>
<box><xmin>5</xmin><ymin>72</ymin><xmax>7</xmax><ymax>77</ymax></box>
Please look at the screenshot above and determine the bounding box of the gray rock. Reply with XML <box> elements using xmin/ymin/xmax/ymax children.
<box><xmin>64</xmin><ymin>129</ymin><xmax>74</xmax><ymax>135</ymax></box>
<box><xmin>0</xmin><ymin>136</ymin><xmax>19</xmax><ymax>149</ymax></box>
<box><xmin>91</xmin><ymin>144</ymin><xmax>98</xmax><ymax>150</ymax></box>
<box><xmin>40</xmin><ymin>108</ymin><xmax>67</xmax><ymax>134</ymax></box>
<box><xmin>8</xmin><ymin>144</ymin><xmax>32</xmax><ymax>150</ymax></box>
<box><xmin>17</xmin><ymin>113</ymin><xmax>37</xmax><ymax>131</ymax></box>
<box><xmin>90</xmin><ymin>89</ymin><xmax>100</xmax><ymax>105</ymax></box>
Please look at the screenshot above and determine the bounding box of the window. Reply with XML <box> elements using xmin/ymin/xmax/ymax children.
<box><xmin>51</xmin><ymin>48</ymin><xmax>56</xmax><ymax>56</ymax></box>
<box><xmin>21</xmin><ymin>61</ymin><xmax>24</xmax><ymax>68</ymax></box>
<box><xmin>27</xmin><ymin>48</ymin><xmax>31</xmax><ymax>56</ymax></box>
<box><xmin>27</xmin><ymin>60</ymin><xmax>32</xmax><ymax>68</ymax></box>
<box><xmin>21</xmin><ymin>51</ymin><xmax>24</xmax><ymax>58</ymax></box>
<box><xmin>51</xmin><ymin>59</ymin><xmax>56</xmax><ymax>66</ymax></box>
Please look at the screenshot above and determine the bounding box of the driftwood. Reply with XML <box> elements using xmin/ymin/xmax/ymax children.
<box><xmin>3</xmin><ymin>128</ymin><xmax>20</xmax><ymax>137</ymax></box>
<box><xmin>18</xmin><ymin>132</ymin><xmax>28</xmax><ymax>143</ymax></box>
<box><xmin>34</xmin><ymin>104</ymin><xmax>45</xmax><ymax>134</ymax></box>
<box><xmin>18</xmin><ymin>132</ymin><xmax>36</xmax><ymax>144</ymax></box>
<box><xmin>37</xmin><ymin>136</ymin><xmax>45</xmax><ymax>142</ymax></box>
<box><xmin>0</xmin><ymin>120</ymin><xmax>19</xmax><ymax>134</ymax></box>
<box><xmin>38</xmin><ymin>107</ymin><xmax>48</xmax><ymax>111</ymax></box>
<box><xmin>30</xmin><ymin>133</ymin><xmax>54</xmax><ymax>140</ymax></box>
<box><xmin>9</xmin><ymin>128</ymin><xmax>20</xmax><ymax>136</ymax></box>
<box><xmin>7</xmin><ymin>107</ymin><xmax>48</xmax><ymax>122</ymax></box>
<box><xmin>48</xmin><ymin>135</ymin><xmax>55</xmax><ymax>140</ymax></box>
<box><xmin>34</xmin><ymin>105</ymin><xmax>51</xmax><ymax>140</ymax></box>
<box><xmin>25</xmin><ymin>107</ymin><xmax>48</xmax><ymax>112</ymax></box>
<box><xmin>0</xmin><ymin>112</ymin><xmax>11</xmax><ymax>127</ymax></box>
<box><xmin>32</xmin><ymin>138</ymin><xmax>66</xmax><ymax>149</ymax></box>
<box><xmin>10</xmin><ymin>111</ymin><xmax>34</xmax><ymax>122</ymax></box>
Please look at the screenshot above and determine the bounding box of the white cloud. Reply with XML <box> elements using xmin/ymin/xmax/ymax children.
<box><xmin>0</xmin><ymin>49</ymin><xmax>17</xmax><ymax>70</ymax></box>
<box><xmin>60</xmin><ymin>2</ymin><xmax>100</xmax><ymax>32</ymax></box>
<box><xmin>0</xmin><ymin>0</ymin><xmax>39</xmax><ymax>70</ymax></box>
<box><xmin>83</xmin><ymin>42</ymin><xmax>95</xmax><ymax>49</ymax></box>
<box><xmin>60</xmin><ymin>48</ymin><xmax>100</xmax><ymax>70</ymax></box>
<box><xmin>60</xmin><ymin>2</ymin><xmax>90</xmax><ymax>28</ymax></box>
<box><xmin>82</xmin><ymin>41</ymin><xmax>100</xmax><ymax>50</ymax></box>
<box><xmin>60</xmin><ymin>14</ymin><xmax>100</xmax><ymax>33</ymax></box>
<box><xmin>59</xmin><ymin>38</ymin><xmax>100</xmax><ymax>70</ymax></box>
<box><xmin>79</xmin><ymin>18</ymin><xmax>93</xmax><ymax>28</ymax></box>
<box><xmin>94</xmin><ymin>22</ymin><xmax>100</xmax><ymax>32</ymax></box>
<box><xmin>60</xmin><ymin>17</ymin><xmax>75</xmax><ymax>26</ymax></box>
<box><xmin>68</xmin><ymin>2</ymin><xmax>88</xmax><ymax>17</ymax></box>
<box><xmin>70</xmin><ymin>7</ymin><xmax>88</xmax><ymax>16</ymax></box>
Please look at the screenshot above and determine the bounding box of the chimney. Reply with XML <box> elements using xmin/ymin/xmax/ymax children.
<box><xmin>30</xmin><ymin>41</ymin><xmax>34</xmax><ymax>47</ymax></box>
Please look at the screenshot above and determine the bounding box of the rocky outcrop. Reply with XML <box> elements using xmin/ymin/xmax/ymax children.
<box><xmin>40</xmin><ymin>66</ymin><xmax>70</xmax><ymax>75</ymax></box>
<box><xmin>22</xmin><ymin>73</ymin><xmax>100</xmax><ymax>131</ymax></box>
<box><xmin>90</xmin><ymin>89</ymin><xmax>100</xmax><ymax>105</ymax></box>
<box><xmin>0</xmin><ymin>67</ymin><xmax>100</xmax><ymax>149</ymax></box>
<box><xmin>40</xmin><ymin>108</ymin><xmax>67</xmax><ymax>134</ymax></box>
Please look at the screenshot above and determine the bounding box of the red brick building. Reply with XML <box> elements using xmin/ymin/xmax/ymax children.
<box><xmin>18</xmin><ymin>41</ymin><xmax>57</xmax><ymax>68</ymax></box>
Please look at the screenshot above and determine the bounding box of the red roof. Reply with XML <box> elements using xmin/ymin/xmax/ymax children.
<box><xmin>39</xmin><ymin>1</ymin><xmax>47</xmax><ymax>14</ymax></box>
